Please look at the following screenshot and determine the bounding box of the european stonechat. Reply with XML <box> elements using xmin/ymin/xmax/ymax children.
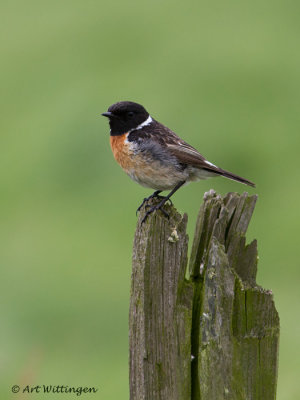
<box><xmin>102</xmin><ymin>101</ymin><xmax>255</xmax><ymax>222</ymax></box>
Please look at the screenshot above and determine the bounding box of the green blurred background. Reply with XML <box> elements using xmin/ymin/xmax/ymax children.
<box><xmin>1</xmin><ymin>1</ymin><xmax>299</xmax><ymax>398</ymax></box>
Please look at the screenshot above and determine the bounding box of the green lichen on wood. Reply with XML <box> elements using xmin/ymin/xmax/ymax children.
<box><xmin>129</xmin><ymin>192</ymin><xmax>279</xmax><ymax>400</ymax></box>
<box><xmin>130</xmin><ymin>200</ymin><xmax>193</xmax><ymax>400</ymax></box>
<box><xmin>190</xmin><ymin>191</ymin><xmax>279</xmax><ymax>400</ymax></box>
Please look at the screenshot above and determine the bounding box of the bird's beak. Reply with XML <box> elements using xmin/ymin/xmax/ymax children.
<box><xmin>101</xmin><ymin>112</ymin><xmax>113</xmax><ymax>118</ymax></box>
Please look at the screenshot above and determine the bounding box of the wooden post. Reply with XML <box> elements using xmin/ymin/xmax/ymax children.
<box><xmin>129</xmin><ymin>190</ymin><xmax>279</xmax><ymax>400</ymax></box>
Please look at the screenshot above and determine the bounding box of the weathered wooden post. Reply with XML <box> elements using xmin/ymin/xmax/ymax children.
<box><xmin>129</xmin><ymin>190</ymin><xmax>279</xmax><ymax>400</ymax></box>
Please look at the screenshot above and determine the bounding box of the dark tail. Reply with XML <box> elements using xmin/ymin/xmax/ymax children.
<box><xmin>217</xmin><ymin>168</ymin><xmax>255</xmax><ymax>188</ymax></box>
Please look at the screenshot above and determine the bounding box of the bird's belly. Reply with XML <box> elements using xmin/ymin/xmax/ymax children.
<box><xmin>110</xmin><ymin>134</ymin><xmax>186</xmax><ymax>190</ymax></box>
<box><xmin>127</xmin><ymin>160</ymin><xmax>186</xmax><ymax>190</ymax></box>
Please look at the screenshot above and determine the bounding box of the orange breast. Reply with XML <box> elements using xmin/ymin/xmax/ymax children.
<box><xmin>110</xmin><ymin>133</ymin><xmax>134</xmax><ymax>172</ymax></box>
<box><xmin>110</xmin><ymin>133</ymin><xmax>187</xmax><ymax>190</ymax></box>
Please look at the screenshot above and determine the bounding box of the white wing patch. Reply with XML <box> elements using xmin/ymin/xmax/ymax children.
<box><xmin>205</xmin><ymin>160</ymin><xmax>217</xmax><ymax>168</ymax></box>
<box><xmin>167</xmin><ymin>142</ymin><xmax>219</xmax><ymax>170</ymax></box>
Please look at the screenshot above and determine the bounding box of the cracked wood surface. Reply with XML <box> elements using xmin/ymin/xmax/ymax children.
<box><xmin>129</xmin><ymin>191</ymin><xmax>279</xmax><ymax>400</ymax></box>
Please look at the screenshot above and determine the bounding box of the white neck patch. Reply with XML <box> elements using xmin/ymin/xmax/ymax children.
<box><xmin>125</xmin><ymin>115</ymin><xmax>153</xmax><ymax>144</ymax></box>
<box><xmin>131</xmin><ymin>115</ymin><xmax>153</xmax><ymax>132</ymax></box>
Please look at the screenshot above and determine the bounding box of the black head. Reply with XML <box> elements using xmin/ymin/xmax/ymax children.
<box><xmin>102</xmin><ymin>101</ymin><xmax>150</xmax><ymax>136</ymax></box>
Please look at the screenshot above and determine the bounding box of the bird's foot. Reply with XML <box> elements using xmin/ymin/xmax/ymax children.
<box><xmin>144</xmin><ymin>197</ymin><xmax>173</xmax><ymax>209</ymax></box>
<box><xmin>136</xmin><ymin>191</ymin><xmax>169</xmax><ymax>215</ymax></box>
<box><xmin>141</xmin><ymin>200</ymin><xmax>170</xmax><ymax>224</ymax></box>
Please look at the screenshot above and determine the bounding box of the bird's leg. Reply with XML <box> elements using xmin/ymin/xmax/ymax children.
<box><xmin>136</xmin><ymin>190</ymin><xmax>162</xmax><ymax>215</ymax></box>
<box><xmin>141</xmin><ymin>181</ymin><xmax>185</xmax><ymax>224</ymax></box>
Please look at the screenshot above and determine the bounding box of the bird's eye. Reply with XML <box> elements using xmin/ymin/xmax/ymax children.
<box><xmin>127</xmin><ymin>111</ymin><xmax>134</xmax><ymax>118</ymax></box>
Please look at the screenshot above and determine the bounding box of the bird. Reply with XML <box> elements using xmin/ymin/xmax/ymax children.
<box><xmin>102</xmin><ymin>101</ymin><xmax>255</xmax><ymax>223</ymax></box>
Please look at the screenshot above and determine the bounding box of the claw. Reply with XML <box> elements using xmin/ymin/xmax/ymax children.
<box><xmin>141</xmin><ymin>203</ymin><xmax>170</xmax><ymax>224</ymax></box>
<box><xmin>139</xmin><ymin>181</ymin><xmax>186</xmax><ymax>224</ymax></box>
<box><xmin>136</xmin><ymin>190</ymin><xmax>163</xmax><ymax>214</ymax></box>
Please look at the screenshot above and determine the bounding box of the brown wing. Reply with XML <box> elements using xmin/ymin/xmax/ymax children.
<box><xmin>166</xmin><ymin>140</ymin><xmax>220</xmax><ymax>172</ymax></box>
<box><xmin>133</xmin><ymin>120</ymin><xmax>219</xmax><ymax>171</ymax></box>
<box><xmin>128</xmin><ymin>120</ymin><xmax>255</xmax><ymax>187</ymax></box>
<box><xmin>127</xmin><ymin>121</ymin><xmax>214</xmax><ymax>169</ymax></box>
<box><xmin>166</xmin><ymin>138</ymin><xmax>255</xmax><ymax>188</ymax></box>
